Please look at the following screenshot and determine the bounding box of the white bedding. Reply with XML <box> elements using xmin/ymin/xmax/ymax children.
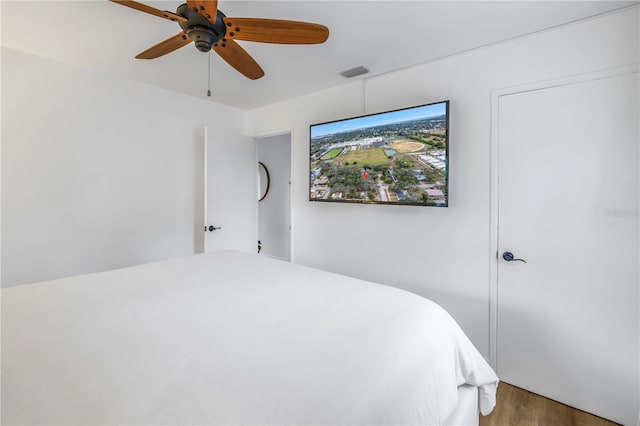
<box><xmin>1</xmin><ymin>250</ymin><xmax>498</xmax><ymax>425</ymax></box>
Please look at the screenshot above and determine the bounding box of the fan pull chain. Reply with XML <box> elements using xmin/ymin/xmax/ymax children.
<box><xmin>207</xmin><ymin>52</ymin><xmax>212</xmax><ymax>97</ymax></box>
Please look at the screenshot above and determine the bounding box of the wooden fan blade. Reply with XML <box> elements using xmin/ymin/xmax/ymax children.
<box><xmin>223</xmin><ymin>18</ymin><xmax>329</xmax><ymax>44</ymax></box>
<box><xmin>136</xmin><ymin>32</ymin><xmax>191</xmax><ymax>59</ymax></box>
<box><xmin>213</xmin><ymin>39</ymin><xmax>264</xmax><ymax>80</ymax></box>
<box><xmin>110</xmin><ymin>1</ymin><xmax>187</xmax><ymax>23</ymax></box>
<box><xmin>186</xmin><ymin>0</ymin><xmax>218</xmax><ymax>25</ymax></box>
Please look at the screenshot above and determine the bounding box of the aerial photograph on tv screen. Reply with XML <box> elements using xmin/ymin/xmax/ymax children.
<box><xmin>310</xmin><ymin>101</ymin><xmax>449</xmax><ymax>206</ymax></box>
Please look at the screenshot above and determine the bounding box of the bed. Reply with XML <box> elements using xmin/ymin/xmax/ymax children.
<box><xmin>1</xmin><ymin>250</ymin><xmax>498</xmax><ymax>425</ymax></box>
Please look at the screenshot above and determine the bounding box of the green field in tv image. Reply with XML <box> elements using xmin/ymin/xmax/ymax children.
<box><xmin>310</xmin><ymin>101</ymin><xmax>449</xmax><ymax>206</ymax></box>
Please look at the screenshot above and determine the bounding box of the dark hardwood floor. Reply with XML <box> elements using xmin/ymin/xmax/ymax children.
<box><xmin>480</xmin><ymin>383</ymin><xmax>620</xmax><ymax>426</ymax></box>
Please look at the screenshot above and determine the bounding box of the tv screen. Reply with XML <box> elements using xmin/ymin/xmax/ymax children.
<box><xmin>309</xmin><ymin>100</ymin><xmax>449</xmax><ymax>206</ymax></box>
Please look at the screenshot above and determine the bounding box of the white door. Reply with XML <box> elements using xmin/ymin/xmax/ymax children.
<box><xmin>496</xmin><ymin>72</ymin><xmax>639</xmax><ymax>425</ymax></box>
<box><xmin>204</xmin><ymin>127</ymin><xmax>257</xmax><ymax>253</ymax></box>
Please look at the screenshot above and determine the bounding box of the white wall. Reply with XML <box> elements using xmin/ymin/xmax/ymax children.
<box><xmin>247</xmin><ymin>7</ymin><xmax>639</xmax><ymax>357</ymax></box>
<box><xmin>1</xmin><ymin>47</ymin><xmax>253</xmax><ymax>287</ymax></box>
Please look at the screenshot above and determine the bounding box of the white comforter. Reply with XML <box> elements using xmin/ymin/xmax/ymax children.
<box><xmin>2</xmin><ymin>251</ymin><xmax>498</xmax><ymax>425</ymax></box>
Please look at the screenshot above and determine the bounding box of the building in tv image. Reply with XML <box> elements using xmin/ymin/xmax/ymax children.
<box><xmin>310</xmin><ymin>100</ymin><xmax>449</xmax><ymax>206</ymax></box>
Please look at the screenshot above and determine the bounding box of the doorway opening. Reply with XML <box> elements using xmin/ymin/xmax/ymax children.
<box><xmin>255</xmin><ymin>132</ymin><xmax>292</xmax><ymax>262</ymax></box>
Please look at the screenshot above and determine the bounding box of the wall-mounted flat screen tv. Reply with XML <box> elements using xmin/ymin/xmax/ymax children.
<box><xmin>310</xmin><ymin>100</ymin><xmax>449</xmax><ymax>207</ymax></box>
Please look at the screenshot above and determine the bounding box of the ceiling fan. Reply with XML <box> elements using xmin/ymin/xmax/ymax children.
<box><xmin>111</xmin><ymin>0</ymin><xmax>329</xmax><ymax>80</ymax></box>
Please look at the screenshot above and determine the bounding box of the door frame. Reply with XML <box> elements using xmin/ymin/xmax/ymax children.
<box><xmin>202</xmin><ymin>126</ymin><xmax>208</xmax><ymax>253</ymax></box>
<box><xmin>488</xmin><ymin>64</ymin><xmax>638</xmax><ymax>370</ymax></box>
<box><xmin>253</xmin><ymin>128</ymin><xmax>294</xmax><ymax>262</ymax></box>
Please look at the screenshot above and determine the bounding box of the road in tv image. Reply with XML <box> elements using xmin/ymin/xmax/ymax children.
<box><xmin>310</xmin><ymin>103</ymin><xmax>448</xmax><ymax>206</ymax></box>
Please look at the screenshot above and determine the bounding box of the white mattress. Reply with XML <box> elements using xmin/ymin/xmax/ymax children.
<box><xmin>1</xmin><ymin>250</ymin><xmax>498</xmax><ymax>424</ymax></box>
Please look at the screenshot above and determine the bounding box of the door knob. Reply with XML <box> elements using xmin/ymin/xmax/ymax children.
<box><xmin>503</xmin><ymin>251</ymin><xmax>527</xmax><ymax>263</ymax></box>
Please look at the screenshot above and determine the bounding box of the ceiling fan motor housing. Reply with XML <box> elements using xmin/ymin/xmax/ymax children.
<box><xmin>176</xmin><ymin>3</ymin><xmax>227</xmax><ymax>52</ymax></box>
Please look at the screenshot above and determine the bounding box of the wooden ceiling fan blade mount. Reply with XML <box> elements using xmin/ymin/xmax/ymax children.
<box><xmin>223</xmin><ymin>18</ymin><xmax>329</xmax><ymax>44</ymax></box>
<box><xmin>213</xmin><ymin>39</ymin><xmax>264</xmax><ymax>80</ymax></box>
<box><xmin>136</xmin><ymin>32</ymin><xmax>192</xmax><ymax>59</ymax></box>
<box><xmin>186</xmin><ymin>0</ymin><xmax>218</xmax><ymax>25</ymax></box>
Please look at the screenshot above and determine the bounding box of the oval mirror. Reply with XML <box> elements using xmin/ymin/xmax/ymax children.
<box><xmin>258</xmin><ymin>162</ymin><xmax>271</xmax><ymax>202</ymax></box>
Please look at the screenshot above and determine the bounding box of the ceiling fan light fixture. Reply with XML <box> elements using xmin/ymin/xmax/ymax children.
<box><xmin>186</xmin><ymin>26</ymin><xmax>217</xmax><ymax>51</ymax></box>
<box><xmin>339</xmin><ymin>66</ymin><xmax>369</xmax><ymax>79</ymax></box>
<box><xmin>177</xmin><ymin>3</ymin><xmax>227</xmax><ymax>52</ymax></box>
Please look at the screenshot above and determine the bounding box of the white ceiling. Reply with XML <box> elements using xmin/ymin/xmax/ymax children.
<box><xmin>1</xmin><ymin>1</ymin><xmax>636</xmax><ymax>110</ymax></box>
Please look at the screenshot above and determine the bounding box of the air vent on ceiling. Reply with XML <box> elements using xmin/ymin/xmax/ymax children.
<box><xmin>339</xmin><ymin>65</ymin><xmax>369</xmax><ymax>79</ymax></box>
